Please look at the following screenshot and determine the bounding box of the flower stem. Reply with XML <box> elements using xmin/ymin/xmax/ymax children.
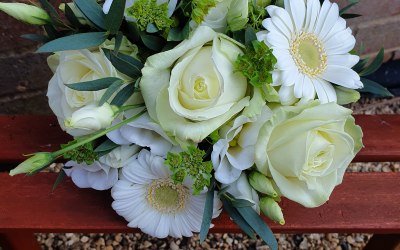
<box><xmin>52</xmin><ymin>109</ymin><xmax>146</xmax><ymax>158</ymax></box>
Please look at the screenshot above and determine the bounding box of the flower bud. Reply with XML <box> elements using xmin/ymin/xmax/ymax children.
<box><xmin>249</xmin><ymin>171</ymin><xmax>278</xmax><ymax>198</ymax></box>
<box><xmin>260</xmin><ymin>197</ymin><xmax>285</xmax><ymax>225</ymax></box>
<box><xmin>335</xmin><ymin>86</ymin><xmax>361</xmax><ymax>105</ymax></box>
<box><xmin>10</xmin><ymin>152</ymin><xmax>54</xmax><ymax>176</ymax></box>
<box><xmin>0</xmin><ymin>3</ymin><xmax>50</xmax><ymax>25</ymax></box>
<box><xmin>65</xmin><ymin>103</ymin><xmax>117</xmax><ymax>131</ymax></box>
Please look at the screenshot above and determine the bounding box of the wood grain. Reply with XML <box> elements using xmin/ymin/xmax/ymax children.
<box><xmin>0</xmin><ymin>172</ymin><xmax>399</xmax><ymax>234</ymax></box>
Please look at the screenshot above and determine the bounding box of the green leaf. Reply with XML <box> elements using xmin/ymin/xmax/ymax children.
<box><xmin>111</xmin><ymin>83</ymin><xmax>136</xmax><ymax>106</ymax></box>
<box><xmin>65</xmin><ymin>3</ymin><xmax>84</xmax><ymax>28</ymax></box>
<box><xmin>65</xmin><ymin>77</ymin><xmax>122</xmax><ymax>91</ymax></box>
<box><xmin>74</xmin><ymin>0</ymin><xmax>106</xmax><ymax>30</ymax></box>
<box><xmin>52</xmin><ymin>170</ymin><xmax>66</xmax><ymax>192</ymax></box>
<box><xmin>339</xmin><ymin>0</ymin><xmax>359</xmax><ymax>15</ymax></box>
<box><xmin>21</xmin><ymin>34</ymin><xmax>49</xmax><ymax>43</ymax></box>
<box><xmin>94</xmin><ymin>139</ymin><xmax>119</xmax><ymax>156</ymax></box>
<box><xmin>105</xmin><ymin>0</ymin><xmax>126</xmax><ymax>34</ymax></box>
<box><xmin>359</xmin><ymin>48</ymin><xmax>384</xmax><ymax>76</ymax></box>
<box><xmin>37</xmin><ymin>32</ymin><xmax>107</xmax><ymax>53</ymax></box>
<box><xmin>167</xmin><ymin>22</ymin><xmax>190</xmax><ymax>42</ymax></box>
<box><xmin>39</xmin><ymin>0</ymin><xmax>61</xmax><ymax>24</ymax></box>
<box><xmin>199</xmin><ymin>180</ymin><xmax>215</xmax><ymax>243</ymax></box>
<box><xmin>221</xmin><ymin>197</ymin><xmax>256</xmax><ymax>240</ymax></box>
<box><xmin>231</xmin><ymin>199</ymin><xmax>255</xmax><ymax>208</ymax></box>
<box><xmin>99</xmin><ymin>80</ymin><xmax>124</xmax><ymax>105</ymax></box>
<box><xmin>146</xmin><ymin>23</ymin><xmax>159</xmax><ymax>33</ymax></box>
<box><xmin>114</xmin><ymin>32</ymin><xmax>124</xmax><ymax>54</ymax></box>
<box><xmin>236</xmin><ymin>205</ymin><xmax>278</xmax><ymax>250</ymax></box>
<box><xmin>245</xmin><ymin>27</ymin><xmax>257</xmax><ymax>47</ymax></box>
<box><xmin>103</xmin><ymin>49</ymin><xmax>143</xmax><ymax>77</ymax></box>
<box><xmin>359</xmin><ymin>78</ymin><xmax>393</xmax><ymax>97</ymax></box>
<box><xmin>140</xmin><ymin>32</ymin><xmax>165</xmax><ymax>51</ymax></box>
<box><xmin>341</xmin><ymin>13</ymin><xmax>361</xmax><ymax>19</ymax></box>
<box><xmin>353</xmin><ymin>58</ymin><xmax>369</xmax><ymax>73</ymax></box>
<box><xmin>232</xmin><ymin>29</ymin><xmax>245</xmax><ymax>45</ymax></box>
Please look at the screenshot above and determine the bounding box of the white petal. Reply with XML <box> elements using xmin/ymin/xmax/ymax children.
<box><xmin>266</xmin><ymin>32</ymin><xmax>289</xmax><ymax>49</ymax></box>
<box><xmin>214</xmin><ymin>158</ymin><xmax>242</xmax><ymax>184</ymax></box>
<box><xmin>263</xmin><ymin>18</ymin><xmax>290</xmax><ymax>40</ymax></box>
<box><xmin>305</xmin><ymin>0</ymin><xmax>320</xmax><ymax>32</ymax></box>
<box><xmin>226</xmin><ymin>146</ymin><xmax>255</xmax><ymax>171</ymax></box>
<box><xmin>279</xmin><ymin>85</ymin><xmax>298</xmax><ymax>105</ymax></box>
<box><xmin>323</xmin><ymin>17</ymin><xmax>347</xmax><ymax>42</ymax></box>
<box><xmin>322</xmin><ymin>65</ymin><xmax>361</xmax><ymax>89</ymax></box>
<box><xmin>267</xmin><ymin>6</ymin><xmax>295</xmax><ymax>35</ymax></box>
<box><xmin>318</xmin><ymin>3</ymin><xmax>339</xmax><ymax>40</ymax></box>
<box><xmin>302</xmin><ymin>76</ymin><xmax>316</xmax><ymax>100</ymax></box>
<box><xmin>325</xmin><ymin>28</ymin><xmax>356</xmax><ymax>55</ymax></box>
<box><xmin>281</xmin><ymin>68</ymin><xmax>300</xmax><ymax>86</ymax></box>
<box><xmin>294</xmin><ymin>75</ymin><xmax>305</xmax><ymax>98</ymax></box>
<box><xmin>328</xmin><ymin>54</ymin><xmax>359</xmax><ymax>68</ymax></box>
<box><xmin>313</xmin><ymin>0</ymin><xmax>332</xmax><ymax>35</ymax></box>
<box><xmin>314</xmin><ymin>78</ymin><xmax>337</xmax><ymax>103</ymax></box>
<box><xmin>102</xmin><ymin>0</ymin><xmax>113</xmax><ymax>14</ymax></box>
<box><xmin>285</xmin><ymin>0</ymin><xmax>306</xmax><ymax>32</ymax></box>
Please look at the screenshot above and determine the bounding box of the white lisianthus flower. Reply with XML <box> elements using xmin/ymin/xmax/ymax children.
<box><xmin>107</xmin><ymin>111</ymin><xmax>177</xmax><ymax>157</ymax></box>
<box><xmin>197</xmin><ymin>0</ymin><xmax>248</xmax><ymax>33</ymax></box>
<box><xmin>255</xmin><ymin>101</ymin><xmax>363</xmax><ymax>207</ymax></box>
<box><xmin>65</xmin><ymin>103</ymin><xmax>117</xmax><ymax>133</ymax></box>
<box><xmin>140</xmin><ymin>26</ymin><xmax>250</xmax><ymax>144</ymax></box>
<box><xmin>257</xmin><ymin>0</ymin><xmax>363</xmax><ymax>104</ymax></box>
<box><xmin>0</xmin><ymin>3</ymin><xmax>50</xmax><ymax>25</ymax></box>
<box><xmin>212</xmin><ymin>106</ymin><xmax>272</xmax><ymax>184</ymax></box>
<box><xmin>64</xmin><ymin>145</ymin><xmax>140</xmax><ymax>190</ymax></box>
<box><xmin>103</xmin><ymin>0</ymin><xmax>177</xmax><ymax>22</ymax></box>
<box><xmin>111</xmin><ymin>149</ymin><xmax>222</xmax><ymax>238</ymax></box>
<box><xmin>222</xmin><ymin>173</ymin><xmax>260</xmax><ymax>213</ymax></box>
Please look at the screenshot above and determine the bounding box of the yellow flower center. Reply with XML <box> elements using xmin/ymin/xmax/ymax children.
<box><xmin>147</xmin><ymin>179</ymin><xmax>189</xmax><ymax>214</ymax></box>
<box><xmin>194</xmin><ymin>77</ymin><xmax>208</xmax><ymax>94</ymax></box>
<box><xmin>290</xmin><ymin>32</ymin><xmax>327</xmax><ymax>78</ymax></box>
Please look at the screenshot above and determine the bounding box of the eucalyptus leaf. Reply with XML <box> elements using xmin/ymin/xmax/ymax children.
<box><xmin>94</xmin><ymin>139</ymin><xmax>119</xmax><ymax>156</ymax></box>
<box><xmin>39</xmin><ymin>0</ymin><xmax>60</xmax><ymax>24</ymax></box>
<box><xmin>65</xmin><ymin>3</ymin><xmax>84</xmax><ymax>28</ymax></box>
<box><xmin>114</xmin><ymin>32</ymin><xmax>123</xmax><ymax>53</ymax></box>
<box><xmin>359</xmin><ymin>78</ymin><xmax>393</xmax><ymax>97</ymax></box>
<box><xmin>167</xmin><ymin>22</ymin><xmax>190</xmax><ymax>41</ymax></box>
<box><xmin>105</xmin><ymin>0</ymin><xmax>126</xmax><ymax>34</ymax></box>
<box><xmin>21</xmin><ymin>34</ymin><xmax>49</xmax><ymax>43</ymax></box>
<box><xmin>99</xmin><ymin>80</ymin><xmax>124</xmax><ymax>105</ymax></box>
<box><xmin>140</xmin><ymin>32</ymin><xmax>166</xmax><ymax>51</ymax></box>
<box><xmin>236</xmin><ymin>205</ymin><xmax>278</xmax><ymax>250</ymax></box>
<box><xmin>341</xmin><ymin>13</ymin><xmax>361</xmax><ymax>19</ymax></box>
<box><xmin>74</xmin><ymin>0</ymin><xmax>106</xmax><ymax>30</ymax></box>
<box><xmin>232</xmin><ymin>199</ymin><xmax>255</xmax><ymax>208</ymax></box>
<box><xmin>146</xmin><ymin>23</ymin><xmax>159</xmax><ymax>33</ymax></box>
<box><xmin>65</xmin><ymin>77</ymin><xmax>122</xmax><ymax>91</ymax></box>
<box><xmin>339</xmin><ymin>0</ymin><xmax>360</xmax><ymax>15</ymax></box>
<box><xmin>103</xmin><ymin>49</ymin><xmax>143</xmax><ymax>77</ymax></box>
<box><xmin>111</xmin><ymin>83</ymin><xmax>136</xmax><ymax>106</ymax></box>
<box><xmin>353</xmin><ymin>58</ymin><xmax>369</xmax><ymax>73</ymax></box>
<box><xmin>221</xmin><ymin>197</ymin><xmax>256</xmax><ymax>240</ymax></box>
<box><xmin>37</xmin><ymin>32</ymin><xmax>107</xmax><ymax>53</ymax></box>
<box><xmin>359</xmin><ymin>48</ymin><xmax>384</xmax><ymax>76</ymax></box>
<box><xmin>52</xmin><ymin>170</ymin><xmax>66</xmax><ymax>192</ymax></box>
<box><xmin>245</xmin><ymin>27</ymin><xmax>257</xmax><ymax>47</ymax></box>
<box><xmin>199</xmin><ymin>181</ymin><xmax>215</xmax><ymax>242</ymax></box>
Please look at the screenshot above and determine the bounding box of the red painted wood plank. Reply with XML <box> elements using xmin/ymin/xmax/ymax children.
<box><xmin>0</xmin><ymin>172</ymin><xmax>399</xmax><ymax>234</ymax></box>
<box><xmin>0</xmin><ymin>115</ymin><xmax>399</xmax><ymax>164</ymax></box>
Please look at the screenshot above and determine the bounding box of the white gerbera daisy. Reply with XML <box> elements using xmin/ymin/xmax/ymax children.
<box><xmin>111</xmin><ymin>149</ymin><xmax>222</xmax><ymax>238</ymax></box>
<box><xmin>257</xmin><ymin>0</ymin><xmax>363</xmax><ymax>104</ymax></box>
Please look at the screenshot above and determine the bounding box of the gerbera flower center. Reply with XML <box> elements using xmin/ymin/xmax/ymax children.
<box><xmin>147</xmin><ymin>179</ymin><xmax>189</xmax><ymax>214</ymax></box>
<box><xmin>289</xmin><ymin>32</ymin><xmax>327</xmax><ymax>78</ymax></box>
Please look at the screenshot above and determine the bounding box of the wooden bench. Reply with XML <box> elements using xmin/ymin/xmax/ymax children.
<box><xmin>0</xmin><ymin>115</ymin><xmax>399</xmax><ymax>250</ymax></box>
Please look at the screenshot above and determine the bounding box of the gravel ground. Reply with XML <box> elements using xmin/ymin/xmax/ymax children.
<box><xmin>35</xmin><ymin>97</ymin><xmax>400</xmax><ymax>250</ymax></box>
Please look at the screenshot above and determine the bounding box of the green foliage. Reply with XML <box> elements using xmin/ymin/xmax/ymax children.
<box><xmin>102</xmin><ymin>48</ymin><xmax>144</xmax><ymax>77</ymax></box>
<box><xmin>359</xmin><ymin>78</ymin><xmax>393</xmax><ymax>97</ymax></box>
<box><xmin>126</xmin><ymin>0</ymin><xmax>173</xmax><ymax>32</ymax></box>
<box><xmin>248</xmin><ymin>1</ymin><xmax>268</xmax><ymax>32</ymax></box>
<box><xmin>235</xmin><ymin>40</ymin><xmax>277</xmax><ymax>88</ymax></box>
<box><xmin>199</xmin><ymin>178</ymin><xmax>215</xmax><ymax>242</ymax></box>
<box><xmin>165</xmin><ymin>146</ymin><xmax>213</xmax><ymax>195</ymax></box>
<box><xmin>105</xmin><ymin>0</ymin><xmax>126</xmax><ymax>34</ymax></box>
<box><xmin>191</xmin><ymin>0</ymin><xmax>217</xmax><ymax>24</ymax></box>
<box><xmin>61</xmin><ymin>140</ymin><xmax>99</xmax><ymax>165</ymax></box>
<box><xmin>359</xmin><ymin>48</ymin><xmax>384</xmax><ymax>76</ymax></box>
<box><xmin>74</xmin><ymin>0</ymin><xmax>106</xmax><ymax>30</ymax></box>
<box><xmin>65</xmin><ymin>77</ymin><xmax>123</xmax><ymax>91</ymax></box>
<box><xmin>36</xmin><ymin>32</ymin><xmax>107</xmax><ymax>53</ymax></box>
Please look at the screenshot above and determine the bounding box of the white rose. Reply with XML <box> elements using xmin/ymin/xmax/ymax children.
<box><xmin>47</xmin><ymin>48</ymin><xmax>134</xmax><ymax>137</ymax></box>
<box><xmin>140</xmin><ymin>26</ymin><xmax>250</xmax><ymax>144</ymax></box>
<box><xmin>65</xmin><ymin>103</ymin><xmax>116</xmax><ymax>133</ymax></box>
<box><xmin>255</xmin><ymin>101</ymin><xmax>363</xmax><ymax>207</ymax></box>
<box><xmin>212</xmin><ymin>106</ymin><xmax>272</xmax><ymax>184</ymax></box>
